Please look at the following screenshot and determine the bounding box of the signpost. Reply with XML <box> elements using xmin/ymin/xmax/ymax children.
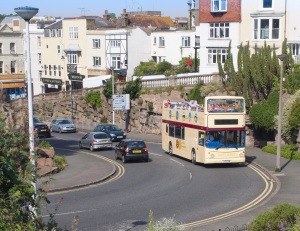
<box><xmin>113</xmin><ymin>94</ymin><xmax>130</xmax><ymax>110</ymax></box>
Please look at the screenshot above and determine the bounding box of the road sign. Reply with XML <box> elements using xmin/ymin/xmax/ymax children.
<box><xmin>113</xmin><ymin>94</ymin><xmax>130</xmax><ymax>110</ymax></box>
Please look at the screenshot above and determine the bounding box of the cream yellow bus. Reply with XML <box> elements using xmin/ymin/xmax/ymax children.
<box><xmin>162</xmin><ymin>96</ymin><xmax>246</xmax><ymax>164</ymax></box>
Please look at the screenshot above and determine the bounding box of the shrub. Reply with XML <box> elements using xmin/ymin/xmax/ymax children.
<box><xmin>123</xmin><ymin>78</ymin><xmax>142</xmax><ymax>99</ymax></box>
<box><xmin>156</xmin><ymin>61</ymin><xmax>172</xmax><ymax>74</ymax></box>
<box><xmin>38</xmin><ymin>140</ymin><xmax>52</xmax><ymax>149</ymax></box>
<box><xmin>140</xmin><ymin>88</ymin><xmax>152</xmax><ymax>95</ymax></box>
<box><xmin>187</xmin><ymin>82</ymin><xmax>204</xmax><ymax>104</ymax></box>
<box><xmin>54</xmin><ymin>155</ymin><xmax>67</xmax><ymax>172</ymax></box>
<box><xmin>84</xmin><ymin>90</ymin><xmax>102</xmax><ymax>109</ymax></box>
<box><xmin>249</xmin><ymin>89</ymin><xmax>279</xmax><ymax>132</ymax></box>
<box><xmin>147</xmin><ymin>102</ymin><xmax>154</xmax><ymax>111</ymax></box>
<box><xmin>147</xmin><ymin>210</ymin><xmax>185</xmax><ymax>231</ymax></box>
<box><xmin>262</xmin><ymin>144</ymin><xmax>300</xmax><ymax>160</ymax></box>
<box><xmin>248</xmin><ymin>203</ymin><xmax>300</xmax><ymax>231</ymax></box>
<box><xmin>134</xmin><ymin>61</ymin><xmax>157</xmax><ymax>76</ymax></box>
<box><xmin>289</xmin><ymin>98</ymin><xmax>300</xmax><ymax>130</ymax></box>
<box><xmin>100</xmin><ymin>117</ymin><xmax>108</xmax><ymax>123</ymax></box>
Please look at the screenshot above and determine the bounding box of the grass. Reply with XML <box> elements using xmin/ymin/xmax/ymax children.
<box><xmin>54</xmin><ymin>155</ymin><xmax>68</xmax><ymax>172</ymax></box>
<box><xmin>262</xmin><ymin>144</ymin><xmax>300</xmax><ymax>160</ymax></box>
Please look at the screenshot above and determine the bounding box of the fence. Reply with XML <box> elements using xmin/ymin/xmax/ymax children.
<box><xmin>211</xmin><ymin>224</ymin><xmax>248</xmax><ymax>231</ymax></box>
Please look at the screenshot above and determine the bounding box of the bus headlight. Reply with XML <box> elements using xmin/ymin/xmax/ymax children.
<box><xmin>210</xmin><ymin>153</ymin><xmax>215</xmax><ymax>158</ymax></box>
<box><xmin>239</xmin><ymin>152</ymin><xmax>244</xmax><ymax>157</ymax></box>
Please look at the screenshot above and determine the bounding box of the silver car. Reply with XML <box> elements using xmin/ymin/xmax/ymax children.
<box><xmin>79</xmin><ymin>132</ymin><xmax>113</xmax><ymax>151</ymax></box>
<box><xmin>50</xmin><ymin>118</ymin><xmax>76</xmax><ymax>133</ymax></box>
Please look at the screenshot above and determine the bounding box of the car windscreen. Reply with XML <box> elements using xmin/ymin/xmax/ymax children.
<box><xmin>107</xmin><ymin>125</ymin><xmax>121</xmax><ymax>131</ymax></box>
<box><xmin>94</xmin><ymin>133</ymin><xmax>110</xmax><ymax>139</ymax></box>
<box><xmin>33</xmin><ymin>117</ymin><xmax>41</xmax><ymax>123</ymax></box>
<box><xmin>127</xmin><ymin>141</ymin><xmax>146</xmax><ymax>149</ymax></box>
<box><xmin>59</xmin><ymin>120</ymin><xmax>71</xmax><ymax>124</ymax></box>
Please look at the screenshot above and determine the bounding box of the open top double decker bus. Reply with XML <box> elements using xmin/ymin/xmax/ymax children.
<box><xmin>162</xmin><ymin>96</ymin><xmax>246</xmax><ymax>164</ymax></box>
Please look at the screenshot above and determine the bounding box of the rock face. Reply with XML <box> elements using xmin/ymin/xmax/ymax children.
<box><xmin>36</xmin><ymin>147</ymin><xmax>57</xmax><ymax>176</ymax></box>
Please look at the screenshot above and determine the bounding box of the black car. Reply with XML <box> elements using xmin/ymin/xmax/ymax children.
<box><xmin>115</xmin><ymin>139</ymin><xmax>149</xmax><ymax>163</ymax></box>
<box><xmin>93</xmin><ymin>124</ymin><xmax>126</xmax><ymax>141</ymax></box>
<box><xmin>33</xmin><ymin>117</ymin><xmax>51</xmax><ymax>138</ymax></box>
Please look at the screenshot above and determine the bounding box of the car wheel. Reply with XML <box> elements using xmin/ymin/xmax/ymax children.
<box><xmin>168</xmin><ymin>142</ymin><xmax>173</xmax><ymax>156</ymax></box>
<box><xmin>145</xmin><ymin>157</ymin><xmax>149</xmax><ymax>162</ymax></box>
<box><xmin>191</xmin><ymin>149</ymin><xmax>196</xmax><ymax>164</ymax></box>
<box><xmin>58</xmin><ymin>128</ymin><xmax>62</xmax><ymax>134</ymax></box>
<box><xmin>90</xmin><ymin>145</ymin><xmax>94</xmax><ymax>152</ymax></box>
<box><xmin>122</xmin><ymin>155</ymin><xmax>126</xmax><ymax>163</ymax></box>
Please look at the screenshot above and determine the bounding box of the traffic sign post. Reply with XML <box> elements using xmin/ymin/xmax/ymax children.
<box><xmin>112</xmin><ymin>94</ymin><xmax>130</xmax><ymax>111</ymax></box>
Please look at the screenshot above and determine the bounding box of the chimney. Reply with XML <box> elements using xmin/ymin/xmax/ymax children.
<box><xmin>103</xmin><ymin>10</ymin><xmax>110</xmax><ymax>20</ymax></box>
<box><xmin>121</xmin><ymin>9</ymin><xmax>129</xmax><ymax>27</ymax></box>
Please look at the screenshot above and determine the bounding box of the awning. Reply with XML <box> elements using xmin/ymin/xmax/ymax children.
<box><xmin>64</xmin><ymin>44</ymin><xmax>81</xmax><ymax>52</ymax></box>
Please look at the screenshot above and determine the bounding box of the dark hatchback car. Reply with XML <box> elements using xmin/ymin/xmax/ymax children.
<box><xmin>115</xmin><ymin>140</ymin><xmax>149</xmax><ymax>163</ymax></box>
<box><xmin>93</xmin><ymin>124</ymin><xmax>126</xmax><ymax>141</ymax></box>
<box><xmin>33</xmin><ymin>117</ymin><xmax>51</xmax><ymax>138</ymax></box>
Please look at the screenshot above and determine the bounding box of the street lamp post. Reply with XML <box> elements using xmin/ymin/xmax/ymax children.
<box><xmin>14</xmin><ymin>6</ymin><xmax>39</xmax><ymax>196</ymax></box>
<box><xmin>276</xmin><ymin>54</ymin><xmax>286</xmax><ymax>172</ymax></box>
<box><xmin>193</xmin><ymin>47</ymin><xmax>199</xmax><ymax>72</ymax></box>
<box><xmin>187</xmin><ymin>0</ymin><xmax>192</xmax><ymax>30</ymax></box>
<box><xmin>111</xmin><ymin>67</ymin><xmax>115</xmax><ymax>124</ymax></box>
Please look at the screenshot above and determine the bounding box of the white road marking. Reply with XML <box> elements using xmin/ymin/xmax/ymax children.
<box><xmin>170</xmin><ymin>158</ymin><xmax>185</xmax><ymax>166</ymax></box>
<box><xmin>149</xmin><ymin>152</ymin><xmax>162</xmax><ymax>156</ymax></box>
<box><xmin>43</xmin><ymin>208</ymin><xmax>97</xmax><ymax>217</ymax></box>
<box><xmin>190</xmin><ymin>172</ymin><xmax>192</xmax><ymax>180</ymax></box>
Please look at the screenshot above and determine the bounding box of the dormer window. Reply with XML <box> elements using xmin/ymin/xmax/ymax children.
<box><xmin>211</xmin><ymin>0</ymin><xmax>227</xmax><ymax>12</ymax></box>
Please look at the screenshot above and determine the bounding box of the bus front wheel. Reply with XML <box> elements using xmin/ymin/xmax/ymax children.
<box><xmin>168</xmin><ymin>142</ymin><xmax>173</xmax><ymax>156</ymax></box>
<box><xmin>191</xmin><ymin>149</ymin><xmax>196</xmax><ymax>164</ymax></box>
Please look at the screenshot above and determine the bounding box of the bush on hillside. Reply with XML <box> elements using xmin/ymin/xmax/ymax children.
<box><xmin>248</xmin><ymin>203</ymin><xmax>300</xmax><ymax>231</ymax></box>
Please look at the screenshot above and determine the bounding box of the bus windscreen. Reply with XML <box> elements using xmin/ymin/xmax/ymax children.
<box><xmin>207</xmin><ymin>98</ymin><xmax>244</xmax><ymax>113</ymax></box>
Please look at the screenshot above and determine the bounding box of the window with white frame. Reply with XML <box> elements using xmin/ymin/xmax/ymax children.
<box><xmin>111</xmin><ymin>56</ymin><xmax>121</xmax><ymax>69</ymax></box>
<box><xmin>195</xmin><ymin>35</ymin><xmax>200</xmax><ymax>47</ymax></box>
<box><xmin>67</xmin><ymin>52</ymin><xmax>78</xmax><ymax>64</ymax></box>
<box><xmin>38</xmin><ymin>53</ymin><xmax>41</xmax><ymax>64</ymax></box>
<box><xmin>0</xmin><ymin>61</ymin><xmax>3</xmax><ymax>74</ymax></box>
<box><xmin>69</xmin><ymin>27</ymin><xmax>78</xmax><ymax>39</ymax></box>
<box><xmin>39</xmin><ymin>71</ymin><xmax>42</xmax><ymax>79</ymax></box>
<box><xmin>57</xmin><ymin>45</ymin><xmax>61</xmax><ymax>54</ymax></box>
<box><xmin>53</xmin><ymin>65</ymin><xmax>56</xmax><ymax>76</ymax></box>
<box><xmin>153</xmin><ymin>36</ymin><xmax>157</xmax><ymax>45</ymax></box>
<box><xmin>263</xmin><ymin>0</ymin><xmax>272</xmax><ymax>8</ymax></box>
<box><xmin>49</xmin><ymin>65</ymin><xmax>52</xmax><ymax>76</ymax></box>
<box><xmin>208</xmin><ymin>48</ymin><xmax>228</xmax><ymax>64</ymax></box>
<box><xmin>182</xmin><ymin>36</ymin><xmax>191</xmax><ymax>47</ymax></box>
<box><xmin>44</xmin><ymin>65</ymin><xmax>47</xmax><ymax>75</ymax></box>
<box><xmin>11</xmin><ymin>61</ymin><xmax>16</xmax><ymax>73</ymax></box>
<box><xmin>159</xmin><ymin>37</ymin><xmax>165</xmax><ymax>47</ymax></box>
<box><xmin>93</xmin><ymin>57</ymin><xmax>101</xmax><ymax>66</ymax></box>
<box><xmin>158</xmin><ymin>56</ymin><xmax>166</xmax><ymax>63</ymax></box>
<box><xmin>37</xmin><ymin>36</ymin><xmax>41</xmax><ymax>47</ymax></box>
<box><xmin>254</xmin><ymin>18</ymin><xmax>279</xmax><ymax>40</ymax></box>
<box><xmin>58</xmin><ymin>65</ymin><xmax>61</xmax><ymax>76</ymax></box>
<box><xmin>210</xmin><ymin>22</ymin><xmax>229</xmax><ymax>38</ymax></box>
<box><xmin>111</xmin><ymin>40</ymin><xmax>121</xmax><ymax>47</ymax></box>
<box><xmin>10</xmin><ymin>43</ymin><xmax>15</xmax><ymax>54</ymax></box>
<box><xmin>211</xmin><ymin>0</ymin><xmax>227</xmax><ymax>12</ymax></box>
<box><xmin>93</xmin><ymin>39</ymin><xmax>100</xmax><ymax>48</ymax></box>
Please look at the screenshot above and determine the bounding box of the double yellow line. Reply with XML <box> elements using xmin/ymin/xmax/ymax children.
<box><xmin>179</xmin><ymin>162</ymin><xmax>277</xmax><ymax>229</ymax></box>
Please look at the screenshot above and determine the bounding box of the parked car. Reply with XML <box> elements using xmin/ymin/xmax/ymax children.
<box><xmin>50</xmin><ymin>118</ymin><xmax>76</xmax><ymax>133</ymax></box>
<box><xmin>79</xmin><ymin>132</ymin><xmax>113</xmax><ymax>151</ymax></box>
<box><xmin>115</xmin><ymin>139</ymin><xmax>149</xmax><ymax>163</ymax></box>
<box><xmin>93</xmin><ymin>124</ymin><xmax>126</xmax><ymax>141</ymax></box>
<box><xmin>33</xmin><ymin>117</ymin><xmax>51</xmax><ymax>138</ymax></box>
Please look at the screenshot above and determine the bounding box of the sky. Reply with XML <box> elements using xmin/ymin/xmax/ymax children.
<box><xmin>0</xmin><ymin>0</ymin><xmax>189</xmax><ymax>19</ymax></box>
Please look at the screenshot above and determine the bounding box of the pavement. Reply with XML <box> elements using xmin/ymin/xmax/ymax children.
<box><xmin>37</xmin><ymin>133</ymin><xmax>300</xmax><ymax>230</ymax></box>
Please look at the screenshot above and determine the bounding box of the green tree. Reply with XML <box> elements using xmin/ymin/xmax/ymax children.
<box><xmin>288</xmin><ymin>98</ymin><xmax>300</xmax><ymax>130</ymax></box>
<box><xmin>0</xmin><ymin>115</ymin><xmax>63</xmax><ymax>230</ymax></box>
<box><xmin>103</xmin><ymin>75</ymin><xmax>116</xmax><ymax>99</ymax></box>
<box><xmin>122</xmin><ymin>77</ymin><xmax>142</xmax><ymax>100</ymax></box>
<box><xmin>187</xmin><ymin>81</ymin><xmax>204</xmax><ymax>104</ymax></box>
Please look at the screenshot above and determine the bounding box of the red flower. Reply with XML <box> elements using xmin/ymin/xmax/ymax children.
<box><xmin>186</xmin><ymin>59</ymin><xmax>192</xmax><ymax>67</ymax></box>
